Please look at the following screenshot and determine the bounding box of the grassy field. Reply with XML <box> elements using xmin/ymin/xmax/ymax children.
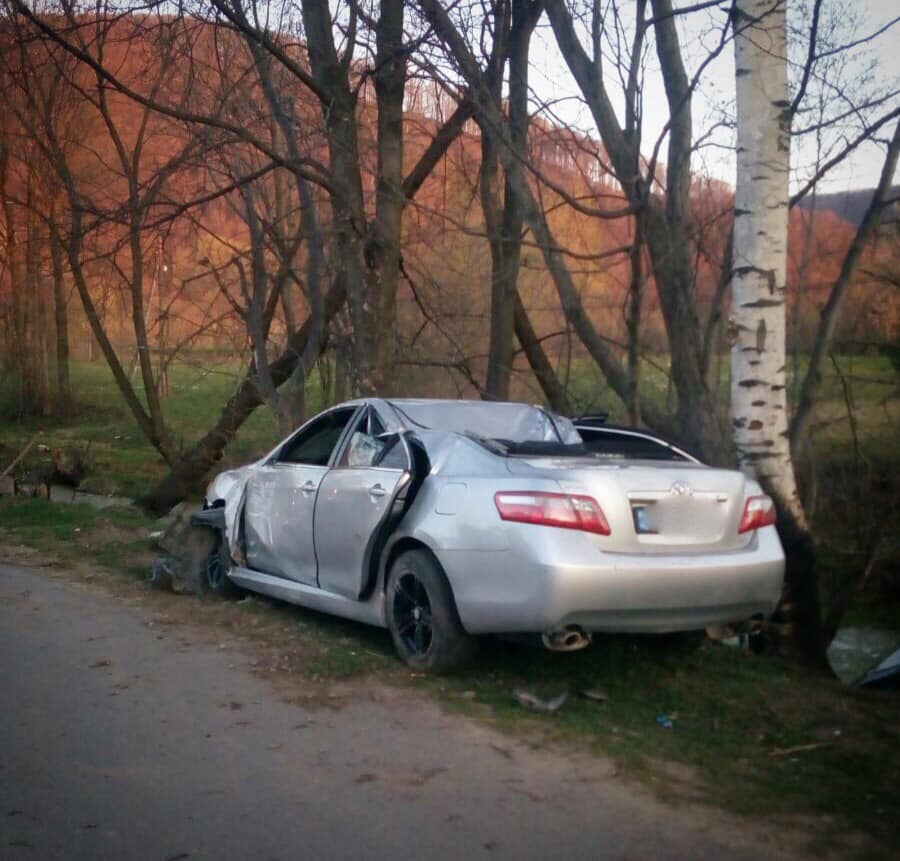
<box><xmin>0</xmin><ymin>353</ymin><xmax>896</xmax><ymax>494</ymax></box>
<box><xmin>0</xmin><ymin>359</ymin><xmax>284</xmax><ymax>498</ymax></box>
<box><xmin>0</xmin><ymin>353</ymin><xmax>898</xmax><ymax>856</ymax></box>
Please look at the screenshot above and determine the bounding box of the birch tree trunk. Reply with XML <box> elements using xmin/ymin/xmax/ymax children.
<box><xmin>730</xmin><ymin>0</ymin><xmax>827</xmax><ymax>669</ymax></box>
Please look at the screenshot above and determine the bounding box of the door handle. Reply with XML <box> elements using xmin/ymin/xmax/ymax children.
<box><xmin>368</xmin><ymin>483</ymin><xmax>386</xmax><ymax>499</ymax></box>
<box><xmin>301</xmin><ymin>480</ymin><xmax>318</xmax><ymax>495</ymax></box>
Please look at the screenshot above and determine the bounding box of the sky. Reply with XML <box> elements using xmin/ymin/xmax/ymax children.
<box><xmin>523</xmin><ymin>0</ymin><xmax>899</xmax><ymax>194</ymax></box>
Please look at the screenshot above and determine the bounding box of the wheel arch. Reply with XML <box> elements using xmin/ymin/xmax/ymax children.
<box><xmin>380</xmin><ymin>535</ymin><xmax>438</xmax><ymax>594</ymax></box>
<box><xmin>379</xmin><ymin>535</ymin><xmax>470</xmax><ymax>632</ymax></box>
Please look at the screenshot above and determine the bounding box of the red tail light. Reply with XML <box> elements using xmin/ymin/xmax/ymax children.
<box><xmin>738</xmin><ymin>495</ymin><xmax>776</xmax><ymax>533</ymax></box>
<box><xmin>494</xmin><ymin>491</ymin><xmax>611</xmax><ymax>536</ymax></box>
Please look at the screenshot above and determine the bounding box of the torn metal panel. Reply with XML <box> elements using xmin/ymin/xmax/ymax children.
<box><xmin>206</xmin><ymin>465</ymin><xmax>252</xmax><ymax>560</ymax></box>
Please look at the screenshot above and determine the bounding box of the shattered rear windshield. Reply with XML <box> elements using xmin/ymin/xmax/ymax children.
<box><xmin>387</xmin><ymin>400</ymin><xmax>582</xmax><ymax>445</ymax></box>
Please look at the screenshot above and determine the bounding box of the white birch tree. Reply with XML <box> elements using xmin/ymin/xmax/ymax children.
<box><xmin>730</xmin><ymin>0</ymin><xmax>827</xmax><ymax>668</ymax></box>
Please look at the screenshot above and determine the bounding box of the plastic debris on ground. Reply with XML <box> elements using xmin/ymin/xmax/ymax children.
<box><xmin>512</xmin><ymin>689</ymin><xmax>568</xmax><ymax>714</ymax></box>
<box><xmin>580</xmin><ymin>689</ymin><xmax>609</xmax><ymax>703</ymax></box>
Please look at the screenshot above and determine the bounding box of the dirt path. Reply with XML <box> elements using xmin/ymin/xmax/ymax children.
<box><xmin>0</xmin><ymin>559</ymin><xmax>816</xmax><ymax>860</ymax></box>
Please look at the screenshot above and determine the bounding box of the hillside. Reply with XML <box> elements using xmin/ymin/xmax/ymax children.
<box><xmin>796</xmin><ymin>185</ymin><xmax>900</xmax><ymax>227</ymax></box>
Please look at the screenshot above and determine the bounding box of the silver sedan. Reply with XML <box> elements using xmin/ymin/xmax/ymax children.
<box><xmin>200</xmin><ymin>399</ymin><xmax>784</xmax><ymax>671</ymax></box>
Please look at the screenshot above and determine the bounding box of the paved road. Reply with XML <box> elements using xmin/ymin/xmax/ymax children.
<box><xmin>0</xmin><ymin>563</ymin><xmax>789</xmax><ymax>860</ymax></box>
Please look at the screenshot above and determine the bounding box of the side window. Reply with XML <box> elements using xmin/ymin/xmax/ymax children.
<box><xmin>338</xmin><ymin>409</ymin><xmax>408</xmax><ymax>470</ymax></box>
<box><xmin>579</xmin><ymin>429</ymin><xmax>688</xmax><ymax>462</ymax></box>
<box><xmin>373</xmin><ymin>435</ymin><xmax>409</xmax><ymax>470</ymax></box>
<box><xmin>278</xmin><ymin>408</ymin><xmax>357</xmax><ymax>466</ymax></box>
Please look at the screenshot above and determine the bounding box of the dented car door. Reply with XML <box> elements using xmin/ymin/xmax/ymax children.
<box><xmin>243</xmin><ymin>406</ymin><xmax>359</xmax><ymax>584</ymax></box>
<box><xmin>313</xmin><ymin>411</ymin><xmax>412</xmax><ymax>600</ymax></box>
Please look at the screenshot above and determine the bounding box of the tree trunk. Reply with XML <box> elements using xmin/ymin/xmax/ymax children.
<box><xmin>730</xmin><ymin>0</ymin><xmax>827</xmax><ymax>670</ymax></box>
<box><xmin>24</xmin><ymin>199</ymin><xmax>51</xmax><ymax>416</ymax></box>
<box><xmin>302</xmin><ymin>0</ymin><xmax>376</xmax><ymax>396</ymax></box>
<box><xmin>418</xmin><ymin>0</ymin><xmax>670</xmax><ymax>432</ymax></box>
<box><xmin>278</xmin><ymin>175</ymin><xmax>326</xmax><ymax>432</ymax></box>
<box><xmin>540</xmin><ymin>0</ymin><xmax>727</xmax><ymax>460</ymax></box>
<box><xmin>62</xmin><ymin>199</ymin><xmax>177</xmax><ymax>463</ymax></box>
<box><xmin>513</xmin><ymin>292</ymin><xmax>572</xmax><ymax>414</ymax></box>
<box><xmin>49</xmin><ymin>227</ymin><xmax>72</xmax><ymax>417</ymax></box>
<box><xmin>371</xmin><ymin>0</ymin><xmax>407</xmax><ymax>395</ymax></box>
<box><xmin>480</xmin><ymin>0</ymin><xmax>511</xmax><ymax>400</ymax></box>
<box><xmin>626</xmin><ymin>218</ymin><xmax>644</xmax><ymax>426</ymax></box>
<box><xmin>487</xmin><ymin>0</ymin><xmax>541</xmax><ymax>402</ymax></box>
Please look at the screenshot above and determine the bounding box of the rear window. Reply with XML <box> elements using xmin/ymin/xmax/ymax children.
<box><xmin>578</xmin><ymin>428</ymin><xmax>690</xmax><ymax>462</ymax></box>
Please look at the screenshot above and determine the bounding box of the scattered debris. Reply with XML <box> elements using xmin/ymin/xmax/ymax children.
<box><xmin>512</xmin><ymin>689</ymin><xmax>568</xmax><ymax>714</ymax></box>
<box><xmin>579</xmin><ymin>688</ymin><xmax>609</xmax><ymax>703</ymax></box>
<box><xmin>855</xmin><ymin>644</ymin><xmax>900</xmax><ymax>690</ymax></box>
<box><xmin>89</xmin><ymin>660</ymin><xmax>111</xmax><ymax>669</ymax></box>
<box><xmin>154</xmin><ymin>502</ymin><xmax>191</xmax><ymax>553</ymax></box>
<box><xmin>705</xmin><ymin>624</ymin><xmax>735</xmax><ymax>642</ymax></box>
<box><xmin>770</xmin><ymin>742</ymin><xmax>834</xmax><ymax>758</ymax></box>
<box><xmin>656</xmin><ymin>713</ymin><xmax>675</xmax><ymax>730</ymax></box>
<box><xmin>147</xmin><ymin>505</ymin><xmax>214</xmax><ymax>595</ymax></box>
<box><xmin>149</xmin><ymin>557</ymin><xmax>178</xmax><ymax>592</ymax></box>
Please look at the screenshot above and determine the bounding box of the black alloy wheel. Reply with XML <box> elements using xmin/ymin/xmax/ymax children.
<box><xmin>385</xmin><ymin>549</ymin><xmax>476</xmax><ymax>672</ymax></box>
<box><xmin>203</xmin><ymin>531</ymin><xmax>239</xmax><ymax>598</ymax></box>
<box><xmin>392</xmin><ymin>572</ymin><xmax>434</xmax><ymax>658</ymax></box>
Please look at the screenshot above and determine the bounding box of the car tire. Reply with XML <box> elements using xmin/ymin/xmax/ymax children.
<box><xmin>386</xmin><ymin>549</ymin><xmax>476</xmax><ymax>673</ymax></box>
<box><xmin>203</xmin><ymin>530</ymin><xmax>240</xmax><ymax>599</ymax></box>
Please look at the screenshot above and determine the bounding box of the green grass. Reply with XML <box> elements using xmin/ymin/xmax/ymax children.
<box><xmin>0</xmin><ymin>494</ymin><xmax>897</xmax><ymax>857</ymax></box>
<box><xmin>0</xmin><ymin>495</ymin><xmax>152</xmax><ymax>546</ymax></box>
<box><xmin>0</xmin><ymin>353</ymin><xmax>895</xmax><ymax>496</ymax></box>
<box><xmin>0</xmin><ymin>496</ymin><xmax>158</xmax><ymax>578</ymax></box>
<box><xmin>418</xmin><ymin>637</ymin><xmax>899</xmax><ymax>857</ymax></box>
<box><xmin>0</xmin><ymin>359</ymin><xmax>283</xmax><ymax>498</ymax></box>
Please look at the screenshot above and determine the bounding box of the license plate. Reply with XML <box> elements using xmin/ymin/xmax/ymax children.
<box><xmin>632</xmin><ymin>504</ymin><xmax>657</xmax><ymax>534</ymax></box>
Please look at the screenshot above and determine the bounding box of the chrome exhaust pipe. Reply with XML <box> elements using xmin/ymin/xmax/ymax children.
<box><xmin>542</xmin><ymin>625</ymin><xmax>592</xmax><ymax>652</ymax></box>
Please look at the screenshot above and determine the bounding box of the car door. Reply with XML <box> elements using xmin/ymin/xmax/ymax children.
<box><xmin>243</xmin><ymin>406</ymin><xmax>360</xmax><ymax>584</ymax></box>
<box><xmin>313</xmin><ymin>408</ymin><xmax>412</xmax><ymax>600</ymax></box>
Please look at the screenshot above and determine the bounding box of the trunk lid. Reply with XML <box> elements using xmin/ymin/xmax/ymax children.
<box><xmin>504</xmin><ymin>457</ymin><xmax>751</xmax><ymax>553</ymax></box>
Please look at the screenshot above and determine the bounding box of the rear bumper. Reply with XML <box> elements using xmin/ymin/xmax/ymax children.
<box><xmin>439</xmin><ymin>527</ymin><xmax>784</xmax><ymax>635</ymax></box>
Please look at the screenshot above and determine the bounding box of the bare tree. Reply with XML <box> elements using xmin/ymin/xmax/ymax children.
<box><xmin>791</xmin><ymin>119</ymin><xmax>900</xmax><ymax>448</ymax></box>
<box><xmin>475</xmin><ymin>0</ymin><xmax>543</xmax><ymax>401</ymax></box>
<box><xmin>542</xmin><ymin>0</ymin><xmax>732</xmax><ymax>458</ymax></box>
<box><xmin>137</xmin><ymin>2</ymin><xmax>477</xmax><ymax>509</ymax></box>
<box><xmin>729</xmin><ymin>0</ymin><xmax>828</xmax><ymax>667</ymax></box>
<box><xmin>0</xmin><ymin>36</ymin><xmax>73</xmax><ymax>418</ymax></box>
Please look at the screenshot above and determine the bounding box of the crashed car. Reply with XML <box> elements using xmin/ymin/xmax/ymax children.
<box><xmin>197</xmin><ymin>399</ymin><xmax>785</xmax><ymax>671</ymax></box>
